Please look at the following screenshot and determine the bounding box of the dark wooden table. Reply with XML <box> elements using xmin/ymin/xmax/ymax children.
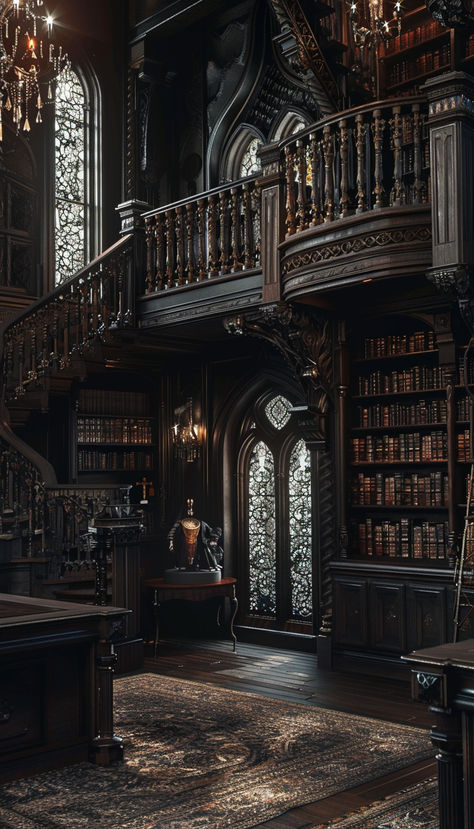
<box><xmin>402</xmin><ymin>639</ymin><xmax>474</xmax><ymax>829</ymax></box>
<box><xmin>144</xmin><ymin>576</ymin><xmax>238</xmax><ymax>655</ymax></box>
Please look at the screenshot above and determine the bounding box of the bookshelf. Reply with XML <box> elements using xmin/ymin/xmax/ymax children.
<box><xmin>348</xmin><ymin>322</ymin><xmax>452</xmax><ymax>563</ymax></box>
<box><xmin>74</xmin><ymin>388</ymin><xmax>155</xmax><ymax>480</ymax></box>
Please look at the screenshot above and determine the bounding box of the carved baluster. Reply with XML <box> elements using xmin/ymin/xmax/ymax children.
<box><xmin>219</xmin><ymin>190</ymin><xmax>230</xmax><ymax>274</ymax></box>
<box><xmin>165</xmin><ymin>209</ymin><xmax>176</xmax><ymax>288</ymax></box>
<box><xmin>196</xmin><ymin>199</ymin><xmax>206</xmax><ymax>280</ymax></box>
<box><xmin>51</xmin><ymin>304</ymin><xmax>59</xmax><ymax>368</ymax></box>
<box><xmin>338</xmin><ymin>119</ymin><xmax>349</xmax><ymax>218</ymax></box>
<box><xmin>242</xmin><ymin>183</ymin><xmax>253</xmax><ymax>269</ymax></box>
<box><xmin>40</xmin><ymin>313</ymin><xmax>49</xmax><ymax>373</ymax></box>
<box><xmin>230</xmin><ymin>186</ymin><xmax>243</xmax><ymax>272</ymax></box>
<box><xmin>29</xmin><ymin>321</ymin><xmax>37</xmax><ymax>381</ymax></box>
<box><xmin>412</xmin><ymin>103</ymin><xmax>423</xmax><ymax>205</ymax></box>
<box><xmin>296</xmin><ymin>138</ymin><xmax>308</xmax><ymax>230</ymax></box>
<box><xmin>145</xmin><ymin>217</ymin><xmax>155</xmax><ymax>293</ymax></box>
<box><xmin>355</xmin><ymin>113</ymin><xmax>366</xmax><ymax>214</ymax></box>
<box><xmin>155</xmin><ymin>214</ymin><xmax>165</xmax><ymax>291</ymax></box>
<box><xmin>372</xmin><ymin>108</ymin><xmax>385</xmax><ymax>210</ymax></box>
<box><xmin>91</xmin><ymin>273</ymin><xmax>100</xmax><ymax>334</ymax></box>
<box><xmin>208</xmin><ymin>195</ymin><xmax>219</xmax><ymax>278</ymax></box>
<box><xmin>62</xmin><ymin>300</ymin><xmax>70</xmax><ymax>368</ymax></box>
<box><xmin>285</xmin><ymin>145</ymin><xmax>297</xmax><ymax>236</ymax></box>
<box><xmin>390</xmin><ymin>105</ymin><xmax>406</xmax><ymax>206</ymax></box>
<box><xmin>175</xmin><ymin>206</ymin><xmax>185</xmax><ymax>286</ymax></box>
<box><xmin>82</xmin><ymin>279</ymin><xmax>90</xmax><ymax>342</ymax></box>
<box><xmin>309</xmin><ymin>133</ymin><xmax>321</xmax><ymax>226</ymax></box>
<box><xmin>17</xmin><ymin>337</ymin><xmax>24</xmax><ymax>397</ymax></box>
<box><xmin>185</xmin><ymin>203</ymin><xmax>196</xmax><ymax>283</ymax></box>
<box><xmin>323</xmin><ymin>125</ymin><xmax>335</xmax><ymax>222</ymax></box>
<box><xmin>252</xmin><ymin>182</ymin><xmax>261</xmax><ymax>267</ymax></box>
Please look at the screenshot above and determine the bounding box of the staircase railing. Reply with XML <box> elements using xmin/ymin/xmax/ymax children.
<box><xmin>143</xmin><ymin>175</ymin><xmax>261</xmax><ymax>294</ymax></box>
<box><xmin>280</xmin><ymin>95</ymin><xmax>430</xmax><ymax>235</ymax></box>
<box><xmin>2</xmin><ymin>235</ymin><xmax>134</xmax><ymax>401</ymax></box>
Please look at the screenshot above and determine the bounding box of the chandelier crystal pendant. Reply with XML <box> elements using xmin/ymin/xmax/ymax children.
<box><xmin>0</xmin><ymin>0</ymin><xmax>69</xmax><ymax>140</ymax></box>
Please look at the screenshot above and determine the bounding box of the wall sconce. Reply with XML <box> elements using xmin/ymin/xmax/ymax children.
<box><xmin>171</xmin><ymin>397</ymin><xmax>201</xmax><ymax>463</ymax></box>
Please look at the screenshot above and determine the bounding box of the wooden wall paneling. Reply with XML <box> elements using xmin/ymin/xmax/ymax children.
<box><xmin>333</xmin><ymin>578</ymin><xmax>368</xmax><ymax>648</ymax></box>
<box><xmin>368</xmin><ymin>581</ymin><xmax>406</xmax><ymax>653</ymax></box>
<box><xmin>406</xmin><ymin>583</ymin><xmax>448</xmax><ymax>650</ymax></box>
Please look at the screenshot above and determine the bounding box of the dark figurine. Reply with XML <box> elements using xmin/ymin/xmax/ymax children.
<box><xmin>168</xmin><ymin>498</ymin><xmax>223</xmax><ymax>572</ymax></box>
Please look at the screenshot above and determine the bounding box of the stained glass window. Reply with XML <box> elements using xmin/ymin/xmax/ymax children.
<box><xmin>240</xmin><ymin>137</ymin><xmax>262</xmax><ymax>178</ymax></box>
<box><xmin>54</xmin><ymin>68</ymin><xmax>86</xmax><ymax>285</ymax></box>
<box><xmin>265</xmin><ymin>395</ymin><xmax>292</xmax><ymax>430</ymax></box>
<box><xmin>248</xmin><ymin>441</ymin><xmax>276</xmax><ymax>616</ymax></box>
<box><xmin>289</xmin><ymin>439</ymin><xmax>312</xmax><ymax>620</ymax></box>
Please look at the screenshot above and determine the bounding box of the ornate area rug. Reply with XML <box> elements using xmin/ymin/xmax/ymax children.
<box><xmin>313</xmin><ymin>778</ymin><xmax>439</xmax><ymax>828</ymax></box>
<box><xmin>0</xmin><ymin>673</ymin><xmax>433</xmax><ymax>829</ymax></box>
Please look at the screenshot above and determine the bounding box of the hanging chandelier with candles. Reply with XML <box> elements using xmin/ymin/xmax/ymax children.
<box><xmin>171</xmin><ymin>398</ymin><xmax>202</xmax><ymax>463</ymax></box>
<box><xmin>348</xmin><ymin>0</ymin><xmax>403</xmax><ymax>95</ymax></box>
<box><xmin>0</xmin><ymin>0</ymin><xmax>69</xmax><ymax>140</ymax></box>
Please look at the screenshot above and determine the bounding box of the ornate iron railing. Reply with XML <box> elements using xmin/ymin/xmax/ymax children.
<box><xmin>2</xmin><ymin>235</ymin><xmax>134</xmax><ymax>401</ymax></box>
<box><xmin>281</xmin><ymin>96</ymin><xmax>430</xmax><ymax>235</ymax></box>
<box><xmin>143</xmin><ymin>175</ymin><xmax>261</xmax><ymax>294</ymax></box>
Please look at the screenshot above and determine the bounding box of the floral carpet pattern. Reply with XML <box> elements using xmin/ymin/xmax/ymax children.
<box><xmin>0</xmin><ymin>673</ymin><xmax>433</xmax><ymax>829</ymax></box>
<box><xmin>314</xmin><ymin>778</ymin><xmax>439</xmax><ymax>828</ymax></box>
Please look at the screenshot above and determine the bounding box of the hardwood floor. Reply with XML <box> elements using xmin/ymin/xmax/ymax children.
<box><xmin>142</xmin><ymin>637</ymin><xmax>437</xmax><ymax>828</ymax></box>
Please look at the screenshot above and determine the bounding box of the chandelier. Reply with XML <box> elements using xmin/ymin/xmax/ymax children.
<box><xmin>0</xmin><ymin>0</ymin><xmax>69</xmax><ymax>140</ymax></box>
<box><xmin>171</xmin><ymin>398</ymin><xmax>201</xmax><ymax>463</ymax></box>
<box><xmin>348</xmin><ymin>0</ymin><xmax>403</xmax><ymax>96</ymax></box>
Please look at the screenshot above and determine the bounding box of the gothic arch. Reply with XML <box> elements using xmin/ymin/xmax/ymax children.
<box><xmin>269</xmin><ymin>107</ymin><xmax>312</xmax><ymax>142</ymax></box>
<box><xmin>219</xmin><ymin>124</ymin><xmax>265</xmax><ymax>183</ymax></box>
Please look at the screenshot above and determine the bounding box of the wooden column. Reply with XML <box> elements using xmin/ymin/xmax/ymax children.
<box><xmin>257</xmin><ymin>142</ymin><xmax>285</xmax><ymax>305</ymax></box>
<box><xmin>89</xmin><ymin>611</ymin><xmax>129</xmax><ymax>766</ymax></box>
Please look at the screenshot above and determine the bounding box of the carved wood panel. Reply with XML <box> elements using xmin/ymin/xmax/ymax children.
<box><xmin>333</xmin><ymin>578</ymin><xmax>368</xmax><ymax>647</ymax></box>
<box><xmin>406</xmin><ymin>584</ymin><xmax>448</xmax><ymax>650</ymax></box>
<box><xmin>369</xmin><ymin>581</ymin><xmax>406</xmax><ymax>653</ymax></box>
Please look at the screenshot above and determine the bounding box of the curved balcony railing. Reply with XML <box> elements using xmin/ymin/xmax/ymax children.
<box><xmin>280</xmin><ymin>96</ymin><xmax>430</xmax><ymax>236</ymax></box>
<box><xmin>143</xmin><ymin>175</ymin><xmax>261</xmax><ymax>294</ymax></box>
<box><xmin>2</xmin><ymin>235</ymin><xmax>134</xmax><ymax>401</ymax></box>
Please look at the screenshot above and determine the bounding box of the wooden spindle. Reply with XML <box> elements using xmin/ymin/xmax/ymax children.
<box><xmin>175</xmin><ymin>206</ymin><xmax>185</xmax><ymax>286</ymax></box>
<box><xmin>219</xmin><ymin>190</ymin><xmax>230</xmax><ymax>274</ymax></box>
<box><xmin>355</xmin><ymin>113</ymin><xmax>366</xmax><ymax>214</ymax></box>
<box><xmin>372</xmin><ymin>108</ymin><xmax>385</xmax><ymax>210</ymax></box>
<box><xmin>208</xmin><ymin>195</ymin><xmax>219</xmax><ymax>278</ymax></box>
<box><xmin>155</xmin><ymin>214</ymin><xmax>165</xmax><ymax>291</ymax></box>
<box><xmin>145</xmin><ymin>217</ymin><xmax>155</xmax><ymax>293</ymax></box>
<box><xmin>185</xmin><ymin>203</ymin><xmax>196</xmax><ymax>283</ymax></box>
<box><xmin>165</xmin><ymin>210</ymin><xmax>176</xmax><ymax>289</ymax></box>
<box><xmin>309</xmin><ymin>133</ymin><xmax>321</xmax><ymax>226</ymax></box>
<box><xmin>284</xmin><ymin>145</ymin><xmax>297</xmax><ymax>236</ymax></box>
<box><xmin>242</xmin><ymin>183</ymin><xmax>253</xmax><ymax>270</ymax></box>
<box><xmin>323</xmin><ymin>124</ymin><xmax>335</xmax><ymax>222</ymax></box>
<box><xmin>338</xmin><ymin>120</ymin><xmax>349</xmax><ymax>218</ymax></box>
<box><xmin>296</xmin><ymin>139</ymin><xmax>308</xmax><ymax>230</ymax></box>
<box><xmin>390</xmin><ymin>105</ymin><xmax>406</xmax><ymax>206</ymax></box>
<box><xmin>230</xmin><ymin>187</ymin><xmax>243</xmax><ymax>272</ymax></box>
<box><xmin>196</xmin><ymin>199</ymin><xmax>207</xmax><ymax>280</ymax></box>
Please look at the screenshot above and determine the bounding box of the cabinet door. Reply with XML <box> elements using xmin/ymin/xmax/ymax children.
<box><xmin>333</xmin><ymin>579</ymin><xmax>368</xmax><ymax>648</ymax></box>
<box><xmin>369</xmin><ymin>582</ymin><xmax>406</xmax><ymax>653</ymax></box>
<box><xmin>406</xmin><ymin>584</ymin><xmax>448</xmax><ymax>650</ymax></box>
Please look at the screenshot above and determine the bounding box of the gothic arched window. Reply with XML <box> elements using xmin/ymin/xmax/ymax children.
<box><xmin>53</xmin><ymin>65</ymin><xmax>100</xmax><ymax>286</ymax></box>
<box><xmin>240</xmin><ymin>393</ymin><xmax>313</xmax><ymax>630</ymax></box>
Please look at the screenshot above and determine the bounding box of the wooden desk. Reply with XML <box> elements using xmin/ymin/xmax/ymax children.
<box><xmin>144</xmin><ymin>577</ymin><xmax>238</xmax><ymax>654</ymax></box>
<box><xmin>402</xmin><ymin>640</ymin><xmax>474</xmax><ymax>829</ymax></box>
<box><xmin>0</xmin><ymin>593</ymin><xmax>129</xmax><ymax>781</ymax></box>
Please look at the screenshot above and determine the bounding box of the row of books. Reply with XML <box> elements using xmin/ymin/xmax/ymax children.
<box><xmin>458</xmin><ymin>429</ymin><xmax>472</xmax><ymax>462</ymax></box>
<box><xmin>355</xmin><ymin>399</ymin><xmax>447</xmax><ymax>428</ymax></box>
<box><xmin>387</xmin><ymin>45</ymin><xmax>450</xmax><ymax>87</ymax></box>
<box><xmin>459</xmin><ymin>356</ymin><xmax>474</xmax><ymax>386</ymax></box>
<box><xmin>352</xmin><ymin>471</ymin><xmax>448</xmax><ymax>507</ymax></box>
<box><xmin>355</xmin><ymin>518</ymin><xmax>448</xmax><ymax>559</ymax></box>
<box><xmin>356</xmin><ymin>366</ymin><xmax>448</xmax><ymax>396</ymax></box>
<box><xmin>77</xmin><ymin>416</ymin><xmax>153</xmax><ymax>445</ymax></box>
<box><xmin>77</xmin><ymin>389</ymin><xmax>152</xmax><ymax>416</ymax></box>
<box><xmin>77</xmin><ymin>450</ymin><xmax>153</xmax><ymax>472</ymax></box>
<box><xmin>361</xmin><ymin>331</ymin><xmax>435</xmax><ymax>359</ymax></box>
<box><xmin>352</xmin><ymin>431</ymin><xmax>447</xmax><ymax>463</ymax></box>
<box><xmin>457</xmin><ymin>397</ymin><xmax>472</xmax><ymax>421</ymax></box>
<box><xmin>383</xmin><ymin>19</ymin><xmax>444</xmax><ymax>55</ymax></box>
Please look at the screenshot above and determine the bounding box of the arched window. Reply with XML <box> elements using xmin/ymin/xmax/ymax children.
<box><xmin>240</xmin><ymin>393</ymin><xmax>313</xmax><ymax>630</ymax></box>
<box><xmin>219</xmin><ymin>126</ymin><xmax>264</xmax><ymax>183</ymax></box>
<box><xmin>53</xmin><ymin>65</ymin><xmax>100</xmax><ymax>286</ymax></box>
<box><xmin>239</xmin><ymin>136</ymin><xmax>263</xmax><ymax>178</ymax></box>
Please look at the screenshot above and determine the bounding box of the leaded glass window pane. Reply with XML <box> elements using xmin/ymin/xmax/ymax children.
<box><xmin>248</xmin><ymin>441</ymin><xmax>276</xmax><ymax>616</ymax></box>
<box><xmin>240</xmin><ymin>137</ymin><xmax>262</xmax><ymax>178</ymax></box>
<box><xmin>54</xmin><ymin>68</ymin><xmax>85</xmax><ymax>285</ymax></box>
<box><xmin>289</xmin><ymin>439</ymin><xmax>312</xmax><ymax>620</ymax></box>
<box><xmin>265</xmin><ymin>395</ymin><xmax>292</xmax><ymax>430</ymax></box>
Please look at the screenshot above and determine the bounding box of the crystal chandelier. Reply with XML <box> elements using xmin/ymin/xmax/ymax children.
<box><xmin>348</xmin><ymin>0</ymin><xmax>403</xmax><ymax>96</ymax></box>
<box><xmin>0</xmin><ymin>0</ymin><xmax>69</xmax><ymax>140</ymax></box>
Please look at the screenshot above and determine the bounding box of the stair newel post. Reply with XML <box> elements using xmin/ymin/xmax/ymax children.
<box><xmin>89</xmin><ymin>611</ymin><xmax>126</xmax><ymax>767</ymax></box>
<box><xmin>196</xmin><ymin>198</ymin><xmax>206</xmax><ymax>280</ymax></box>
<box><xmin>355</xmin><ymin>113</ymin><xmax>366</xmax><ymax>214</ymax></box>
<box><xmin>390</xmin><ymin>105</ymin><xmax>406</xmax><ymax>206</ymax></box>
<box><xmin>323</xmin><ymin>124</ymin><xmax>335</xmax><ymax>222</ymax></box>
<box><xmin>284</xmin><ymin>145</ymin><xmax>297</xmax><ymax>236</ymax></box>
<box><xmin>230</xmin><ymin>186</ymin><xmax>243</xmax><ymax>273</ymax></box>
<box><xmin>339</xmin><ymin>119</ymin><xmax>349</xmax><ymax>218</ymax></box>
<box><xmin>145</xmin><ymin>216</ymin><xmax>155</xmax><ymax>293</ymax></box>
<box><xmin>372</xmin><ymin>108</ymin><xmax>385</xmax><ymax>210</ymax></box>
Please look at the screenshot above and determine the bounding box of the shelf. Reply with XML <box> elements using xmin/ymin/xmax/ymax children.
<box><xmin>77</xmin><ymin>442</ymin><xmax>155</xmax><ymax>448</ymax></box>
<box><xmin>77</xmin><ymin>413</ymin><xmax>153</xmax><ymax>419</ymax></box>
<box><xmin>352</xmin><ymin>423</ymin><xmax>447</xmax><ymax>432</ymax></box>
<box><xmin>351</xmin><ymin>459</ymin><xmax>447</xmax><ymax>466</ymax></box>
<box><xmin>383</xmin><ymin>31</ymin><xmax>449</xmax><ymax>60</ymax></box>
<box><xmin>386</xmin><ymin>62</ymin><xmax>451</xmax><ymax>91</ymax></box>
<box><xmin>78</xmin><ymin>469</ymin><xmax>152</xmax><ymax>474</ymax></box>
<box><xmin>353</xmin><ymin>388</ymin><xmax>446</xmax><ymax>400</ymax></box>
<box><xmin>354</xmin><ymin>349</ymin><xmax>438</xmax><ymax>363</ymax></box>
<box><xmin>351</xmin><ymin>504</ymin><xmax>448</xmax><ymax>510</ymax></box>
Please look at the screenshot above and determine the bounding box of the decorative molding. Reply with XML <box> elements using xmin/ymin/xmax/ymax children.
<box><xmin>427</xmin><ymin>264</ymin><xmax>473</xmax><ymax>331</ymax></box>
<box><xmin>282</xmin><ymin>225</ymin><xmax>432</xmax><ymax>275</ymax></box>
<box><xmin>429</xmin><ymin>93</ymin><xmax>474</xmax><ymax>117</ymax></box>
<box><xmin>140</xmin><ymin>291</ymin><xmax>262</xmax><ymax>328</ymax></box>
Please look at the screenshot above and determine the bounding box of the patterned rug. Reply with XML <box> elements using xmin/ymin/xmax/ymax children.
<box><xmin>0</xmin><ymin>673</ymin><xmax>433</xmax><ymax>829</ymax></box>
<box><xmin>313</xmin><ymin>778</ymin><xmax>439</xmax><ymax>828</ymax></box>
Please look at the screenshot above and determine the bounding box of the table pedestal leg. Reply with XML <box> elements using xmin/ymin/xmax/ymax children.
<box><xmin>230</xmin><ymin>591</ymin><xmax>238</xmax><ymax>652</ymax></box>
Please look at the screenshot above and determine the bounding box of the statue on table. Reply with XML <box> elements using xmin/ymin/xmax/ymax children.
<box><xmin>165</xmin><ymin>498</ymin><xmax>223</xmax><ymax>584</ymax></box>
